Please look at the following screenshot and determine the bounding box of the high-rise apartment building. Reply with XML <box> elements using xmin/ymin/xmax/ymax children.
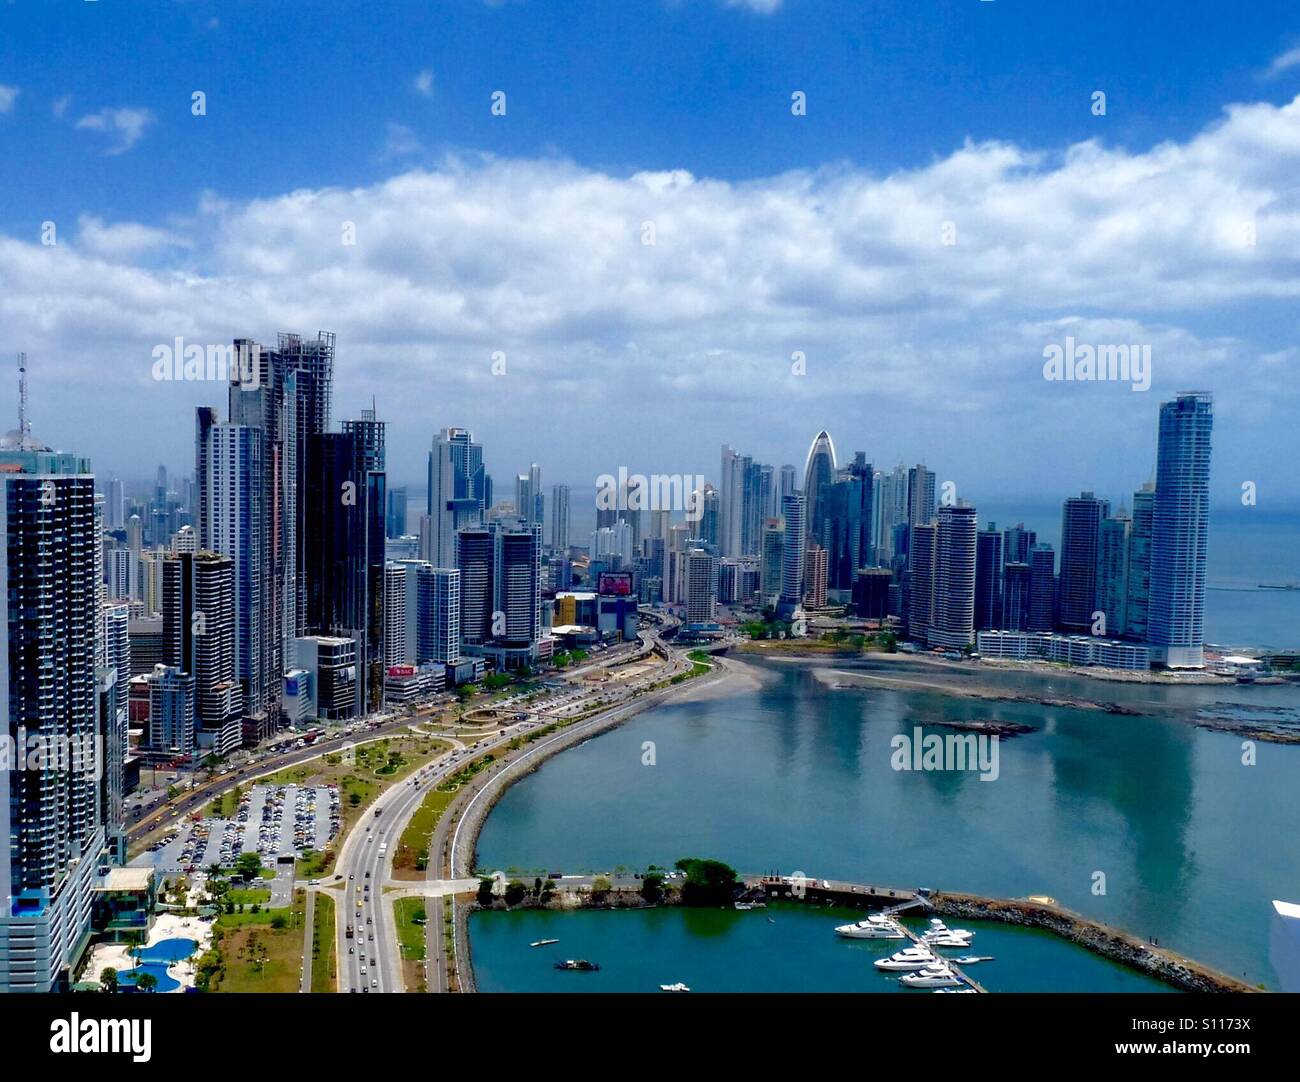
<box><xmin>457</xmin><ymin>519</ymin><xmax>542</xmax><ymax>669</ymax></box>
<box><xmin>425</xmin><ymin>427</ymin><xmax>487</xmax><ymax>568</ymax></box>
<box><xmin>974</xmin><ymin>522</ymin><xmax>1003</xmax><ymax>631</ymax></box>
<box><xmin>1124</xmin><ymin>482</ymin><xmax>1156</xmax><ymax>641</ymax></box>
<box><xmin>1148</xmin><ymin>392</ymin><xmax>1213</xmax><ymax>668</ymax></box>
<box><xmin>1027</xmin><ymin>544</ymin><xmax>1056</xmax><ymax>631</ymax></box>
<box><xmin>0</xmin><ymin>435</ymin><xmax>103</xmax><ymax>992</ymax></box>
<box><xmin>1058</xmin><ymin>491</ymin><xmax>1110</xmax><ymax>632</ymax></box>
<box><xmin>1096</xmin><ymin>509</ymin><xmax>1132</xmax><ymax>639</ymax></box>
<box><xmin>684</xmin><ymin>547</ymin><xmax>717</xmax><ymax>624</ymax></box>
<box><xmin>550</xmin><ymin>483</ymin><xmax>570</xmax><ymax>551</ymax></box>
<box><xmin>778</xmin><ymin>493</ymin><xmax>806</xmax><ymax>619</ymax></box>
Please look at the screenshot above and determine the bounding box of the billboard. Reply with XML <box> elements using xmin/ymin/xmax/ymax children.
<box><xmin>598</xmin><ymin>571</ymin><xmax>634</xmax><ymax>597</ymax></box>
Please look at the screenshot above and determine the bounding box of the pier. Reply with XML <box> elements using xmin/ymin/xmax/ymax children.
<box><xmin>745</xmin><ymin>874</ymin><xmax>1257</xmax><ymax>993</ymax></box>
<box><xmin>752</xmin><ymin>876</ymin><xmax>985</xmax><ymax>991</ymax></box>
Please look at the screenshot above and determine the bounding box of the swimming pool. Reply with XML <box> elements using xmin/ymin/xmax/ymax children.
<box><xmin>134</xmin><ymin>937</ymin><xmax>197</xmax><ymax>965</ymax></box>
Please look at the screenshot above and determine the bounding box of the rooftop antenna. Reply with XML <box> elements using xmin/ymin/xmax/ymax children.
<box><xmin>17</xmin><ymin>352</ymin><xmax>29</xmax><ymax>438</ymax></box>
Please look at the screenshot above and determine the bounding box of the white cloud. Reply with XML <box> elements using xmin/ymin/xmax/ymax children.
<box><xmin>75</xmin><ymin>106</ymin><xmax>153</xmax><ymax>154</ymax></box>
<box><xmin>721</xmin><ymin>0</ymin><xmax>783</xmax><ymax>12</ymax></box>
<box><xmin>0</xmin><ymin>85</ymin><xmax>18</xmax><ymax>113</ymax></box>
<box><xmin>378</xmin><ymin>122</ymin><xmax>426</xmax><ymax>160</ymax></box>
<box><xmin>1267</xmin><ymin>46</ymin><xmax>1300</xmax><ymax>76</ymax></box>
<box><xmin>3</xmin><ymin>93</ymin><xmax>1300</xmax><ymax>499</ymax></box>
<box><xmin>76</xmin><ymin>215</ymin><xmax>189</xmax><ymax>257</ymax></box>
<box><xmin>413</xmin><ymin>69</ymin><xmax>434</xmax><ymax>96</ymax></box>
<box><xmin>52</xmin><ymin>94</ymin><xmax>71</xmax><ymax>119</ymax></box>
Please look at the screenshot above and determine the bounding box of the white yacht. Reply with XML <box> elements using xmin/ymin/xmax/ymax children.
<box><xmin>933</xmin><ymin>987</ymin><xmax>978</xmax><ymax>994</ymax></box>
<box><xmin>899</xmin><ymin>964</ymin><xmax>962</xmax><ymax>989</ymax></box>
<box><xmin>873</xmin><ymin>946</ymin><xmax>938</xmax><ymax>971</ymax></box>
<box><xmin>834</xmin><ymin>914</ymin><xmax>905</xmax><ymax>939</ymax></box>
<box><xmin>659</xmin><ymin>982</ymin><xmax>691</xmax><ymax>992</ymax></box>
<box><xmin>922</xmin><ymin>919</ymin><xmax>973</xmax><ymax>948</ymax></box>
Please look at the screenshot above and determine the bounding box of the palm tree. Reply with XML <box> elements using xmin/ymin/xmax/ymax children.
<box><xmin>135</xmin><ymin>971</ymin><xmax>158</xmax><ymax>994</ymax></box>
<box><xmin>99</xmin><ymin>967</ymin><xmax>119</xmax><ymax>994</ymax></box>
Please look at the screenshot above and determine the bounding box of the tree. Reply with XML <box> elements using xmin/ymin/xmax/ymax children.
<box><xmin>135</xmin><ymin>971</ymin><xmax>158</xmax><ymax>994</ymax></box>
<box><xmin>673</xmin><ymin>857</ymin><xmax>741</xmax><ymax>906</ymax></box>
<box><xmin>504</xmin><ymin>879</ymin><xmax>527</xmax><ymax>906</ymax></box>
<box><xmin>640</xmin><ymin>872</ymin><xmax>664</xmax><ymax>903</ymax></box>
<box><xmin>99</xmin><ymin>967</ymin><xmax>119</xmax><ymax>993</ymax></box>
<box><xmin>234</xmin><ymin>852</ymin><xmax>262</xmax><ymax>882</ymax></box>
<box><xmin>591</xmin><ymin>876</ymin><xmax>612</xmax><ymax>900</ymax></box>
<box><xmin>270</xmin><ymin>911</ymin><xmax>288</xmax><ymax>930</ymax></box>
<box><xmin>476</xmin><ymin>878</ymin><xmax>495</xmax><ymax>906</ymax></box>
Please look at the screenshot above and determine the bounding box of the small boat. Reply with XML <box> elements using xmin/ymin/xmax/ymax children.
<box><xmin>734</xmin><ymin>902</ymin><xmax>754</xmax><ymax>911</ymax></box>
<box><xmin>874</xmin><ymin>947</ymin><xmax>938</xmax><ymax>971</ymax></box>
<box><xmin>835</xmin><ymin>915</ymin><xmax>905</xmax><ymax>940</ymax></box>
<box><xmin>529</xmin><ymin>939</ymin><xmax>559</xmax><ymax>947</ymax></box>
<box><xmin>951</xmin><ymin>955</ymin><xmax>993</xmax><ymax>965</ymax></box>
<box><xmin>933</xmin><ymin>987</ymin><xmax>978</xmax><ymax>994</ymax></box>
<box><xmin>659</xmin><ymin>982</ymin><xmax>691</xmax><ymax>992</ymax></box>
<box><xmin>554</xmin><ymin>959</ymin><xmax>599</xmax><ymax>971</ymax></box>
<box><xmin>900</xmin><ymin>964</ymin><xmax>962</xmax><ymax>988</ymax></box>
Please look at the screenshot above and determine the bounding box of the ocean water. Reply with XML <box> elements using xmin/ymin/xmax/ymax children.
<box><xmin>476</xmin><ymin>660</ymin><xmax>1300</xmax><ymax>990</ymax></box>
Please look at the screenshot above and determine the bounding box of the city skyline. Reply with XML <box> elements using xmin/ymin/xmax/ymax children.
<box><xmin>2</xmin><ymin>4</ymin><xmax>1299</xmax><ymax>502</ymax></box>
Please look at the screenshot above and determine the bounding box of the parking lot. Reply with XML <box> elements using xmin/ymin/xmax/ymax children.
<box><xmin>133</xmin><ymin>784</ymin><xmax>341</xmax><ymax>875</ymax></box>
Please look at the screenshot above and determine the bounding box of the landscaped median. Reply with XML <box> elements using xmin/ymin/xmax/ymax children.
<box><xmin>310</xmin><ymin>892</ymin><xmax>337</xmax><ymax>993</ymax></box>
<box><xmin>393</xmin><ymin>897</ymin><xmax>428</xmax><ymax>992</ymax></box>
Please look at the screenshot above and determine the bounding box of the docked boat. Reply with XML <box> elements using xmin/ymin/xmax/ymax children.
<box><xmin>834</xmin><ymin>915</ymin><xmax>905</xmax><ymax>939</ymax></box>
<box><xmin>554</xmin><ymin>959</ymin><xmax>599</xmax><ymax>971</ymax></box>
<box><xmin>530</xmin><ymin>939</ymin><xmax>559</xmax><ymax>947</ymax></box>
<box><xmin>660</xmin><ymin>982</ymin><xmax>691</xmax><ymax>992</ymax></box>
<box><xmin>951</xmin><ymin>955</ymin><xmax>993</xmax><ymax>965</ymax></box>
<box><xmin>734</xmin><ymin>902</ymin><xmax>755</xmax><ymax>911</ymax></box>
<box><xmin>933</xmin><ymin>987</ymin><xmax>979</xmax><ymax>994</ymax></box>
<box><xmin>899</xmin><ymin>964</ymin><xmax>962</xmax><ymax>988</ymax></box>
<box><xmin>922</xmin><ymin>919</ymin><xmax>973</xmax><ymax>948</ymax></box>
<box><xmin>873</xmin><ymin>947</ymin><xmax>938</xmax><ymax>971</ymax></box>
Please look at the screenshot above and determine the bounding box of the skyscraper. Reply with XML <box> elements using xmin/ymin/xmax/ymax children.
<box><xmin>550</xmin><ymin>483</ymin><xmax>570</xmax><ymax>551</ymax></box>
<box><xmin>974</xmin><ymin>522</ymin><xmax>1003</xmax><ymax>631</ymax></box>
<box><xmin>457</xmin><ymin>518</ymin><xmax>542</xmax><ymax>669</ymax></box>
<box><xmin>0</xmin><ymin>432</ymin><xmax>102</xmax><ymax>992</ymax></box>
<box><xmin>1124</xmin><ymin>482</ymin><xmax>1156</xmax><ymax>641</ymax></box>
<box><xmin>1148</xmin><ymin>392</ymin><xmax>1213</xmax><ymax>668</ymax></box>
<box><xmin>305</xmin><ymin>410</ymin><xmax>387</xmax><ymax>713</ymax></box>
<box><xmin>1002</xmin><ymin>562</ymin><xmax>1031</xmax><ymax>630</ymax></box>
<box><xmin>1027</xmin><ymin>543</ymin><xmax>1056</xmax><ymax>631</ymax></box>
<box><xmin>386</xmin><ymin>486</ymin><xmax>408</xmax><ymax>539</ymax></box>
<box><xmin>425</xmin><ymin>427</ymin><xmax>487</xmax><ymax>568</ymax></box>
<box><xmin>802</xmin><ymin>430</ymin><xmax>837</xmax><ymax>552</ymax></box>
<box><xmin>160</xmin><ymin>550</ymin><xmax>243</xmax><ymax>756</ymax></box>
<box><xmin>515</xmin><ymin>463</ymin><xmax>542</xmax><ymax>524</ymax></box>
<box><xmin>1058</xmin><ymin>491</ymin><xmax>1110</xmax><ymax>632</ymax></box>
<box><xmin>719</xmin><ymin>444</ymin><xmax>746</xmax><ymax>557</ymax></box>
<box><xmin>1096</xmin><ymin>509</ymin><xmax>1132</xmax><ymax>638</ymax></box>
<box><xmin>805</xmin><ymin>545</ymin><xmax>828</xmax><ymax>609</ymax></box>
<box><xmin>684</xmin><ymin>547</ymin><xmax>717</xmax><ymax>624</ymax></box>
<box><xmin>1002</xmin><ymin>522</ymin><xmax>1037</xmax><ymax>566</ymax></box>
<box><xmin>778</xmin><ymin>493</ymin><xmax>806</xmax><ymax>619</ymax></box>
<box><xmin>906</xmin><ymin>521</ymin><xmax>939</xmax><ymax>643</ymax></box>
<box><xmin>201</xmin><ymin>422</ymin><xmax>267</xmax><ymax>726</ymax></box>
<box><xmin>818</xmin><ymin>454</ymin><xmax>863</xmax><ymax>588</ymax></box>
<box><xmin>929</xmin><ymin>503</ymin><xmax>978</xmax><ymax>650</ymax></box>
<box><xmin>760</xmin><ymin>517</ymin><xmax>785</xmax><ymax>604</ymax></box>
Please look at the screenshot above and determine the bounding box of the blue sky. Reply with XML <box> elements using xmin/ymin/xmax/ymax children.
<box><xmin>2</xmin><ymin>0</ymin><xmax>1299</xmax><ymax>508</ymax></box>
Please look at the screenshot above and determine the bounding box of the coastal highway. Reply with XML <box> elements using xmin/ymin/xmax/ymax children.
<box><xmin>126</xmin><ymin>625</ymin><xmax>660</xmax><ymax>854</ymax></box>
<box><xmin>335</xmin><ymin>620</ymin><xmax>689</xmax><ymax>992</ymax></box>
